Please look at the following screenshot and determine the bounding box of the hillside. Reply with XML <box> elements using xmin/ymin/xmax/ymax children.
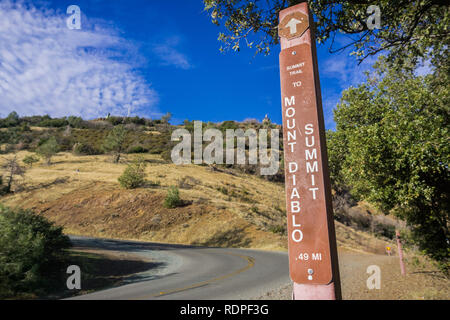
<box><xmin>2</xmin><ymin>147</ymin><xmax>449</xmax><ymax>300</ymax></box>
<box><xmin>1</xmin><ymin>150</ymin><xmax>398</xmax><ymax>254</ymax></box>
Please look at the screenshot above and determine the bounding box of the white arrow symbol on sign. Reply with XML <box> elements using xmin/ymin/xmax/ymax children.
<box><xmin>285</xmin><ymin>18</ymin><xmax>302</xmax><ymax>35</ymax></box>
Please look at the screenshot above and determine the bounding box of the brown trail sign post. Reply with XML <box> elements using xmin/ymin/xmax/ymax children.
<box><xmin>278</xmin><ymin>2</ymin><xmax>341</xmax><ymax>300</ymax></box>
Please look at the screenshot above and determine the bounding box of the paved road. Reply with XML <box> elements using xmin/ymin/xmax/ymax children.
<box><xmin>68</xmin><ymin>236</ymin><xmax>290</xmax><ymax>300</ymax></box>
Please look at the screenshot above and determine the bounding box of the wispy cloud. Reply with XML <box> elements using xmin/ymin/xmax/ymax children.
<box><xmin>321</xmin><ymin>53</ymin><xmax>377</xmax><ymax>89</ymax></box>
<box><xmin>319</xmin><ymin>51</ymin><xmax>379</xmax><ymax>129</ymax></box>
<box><xmin>0</xmin><ymin>1</ymin><xmax>159</xmax><ymax>119</ymax></box>
<box><xmin>152</xmin><ymin>36</ymin><xmax>192</xmax><ymax>70</ymax></box>
<box><xmin>321</xmin><ymin>94</ymin><xmax>341</xmax><ymax>130</ymax></box>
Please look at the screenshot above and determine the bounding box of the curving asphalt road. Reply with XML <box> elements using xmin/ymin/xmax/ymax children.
<box><xmin>68</xmin><ymin>236</ymin><xmax>290</xmax><ymax>300</ymax></box>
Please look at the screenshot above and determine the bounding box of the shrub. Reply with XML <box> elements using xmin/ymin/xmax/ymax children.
<box><xmin>269</xmin><ymin>225</ymin><xmax>286</xmax><ymax>235</ymax></box>
<box><xmin>0</xmin><ymin>205</ymin><xmax>71</xmax><ymax>298</ymax></box>
<box><xmin>36</xmin><ymin>136</ymin><xmax>60</xmax><ymax>165</ymax></box>
<box><xmin>118</xmin><ymin>157</ymin><xmax>147</xmax><ymax>189</ymax></box>
<box><xmin>250</xmin><ymin>206</ymin><xmax>259</xmax><ymax>213</ymax></box>
<box><xmin>1</xmin><ymin>111</ymin><xmax>20</xmax><ymax>127</ymax></box>
<box><xmin>102</xmin><ymin>125</ymin><xmax>127</xmax><ymax>163</ymax></box>
<box><xmin>0</xmin><ymin>176</ymin><xmax>6</xmax><ymax>195</ymax></box>
<box><xmin>160</xmin><ymin>149</ymin><xmax>172</xmax><ymax>162</ymax></box>
<box><xmin>38</xmin><ymin>118</ymin><xmax>68</xmax><ymax>128</ymax></box>
<box><xmin>219</xmin><ymin>120</ymin><xmax>238</xmax><ymax>130</ymax></box>
<box><xmin>128</xmin><ymin>116</ymin><xmax>146</xmax><ymax>125</ymax></box>
<box><xmin>22</xmin><ymin>155</ymin><xmax>40</xmax><ymax>167</ymax></box>
<box><xmin>164</xmin><ymin>186</ymin><xmax>182</xmax><ymax>208</ymax></box>
<box><xmin>20</xmin><ymin>115</ymin><xmax>51</xmax><ymax>126</ymax></box>
<box><xmin>106</xmin><ymin>116</ymin><xmax>125</xmax><ymax>126</ymax></box>
<box><xmin>127</xmin><ymin>145</ymin><xmax>148</xmax><ymax>154</ymax></box>
<box><xmin>72</xmin><ymin>142</ymin><xmax>98</xmax><ymax>156</ymax></box>
<box><xmin>216</xmin><ymin>186</ymin><xmax>229</xmax><ymax>195</ymax></box>
<box><xmin>67</xmin><ymin>116</ymin><xmax>85</xmax><ymax>128</ymax></box>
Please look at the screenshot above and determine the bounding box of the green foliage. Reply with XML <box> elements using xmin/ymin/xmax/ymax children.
<box><xmin>102</xmin><ymin>125</ymin><xmax>127</xmax><ymax>163</ymax></box>
<box><xmin>269</xmin><ymin>225</ymin><xmax>286</xmax><ymax>235</ymax></box>
<box><xmin>127</xmin><ymin>145</ymin><xmax>148</xmax><ymax>154</ymax></box>
<box><xmin>216</xmin><ymin>186</ymin><xmax>229</xmax><ymax>195</ymax></box>
<box><xmin>204</xmin><ymin>0</ymin><xmax>449</xmax><ymax>68</ymax></box>
<box><xmin>72</xmin><ymin>142</ymin><xmax>98</xmax><ymax>156</ymax></box>
<box><xmin>0</xmin><ymin>205</ymin><xmax>71</xmax><ymax>298</ymax></box>
<box><xmin>36</xmin><ymin>136</ymin><xmax>60</xmax><ymax>165</ymax></box>
<box><xmin>0</xmin><ymin>128</ymin><xmax>20</xmax><ymax>145</ymax></box>
<box><xmin>67</xmin><ymin>116</ymin><xmax>85</xmax><ymax>128</ymax></box>
<box><xmin>0</xmin><ymin>176</ymin><xmax>6</xmax><ymax>195</ymax></box>
<box><xmin>328</xmin><ymin>58</ymin><xmax>449</xmax><ymax>269</ymax></box>
<box><xmin>19</xmin><ymin>122</ymin><xmax>31</xmax><ymax>132</ymax></box>
<box><xmin>106</xmin><ymin>116</ymin><xmax>125</xmax><ymax>126</ymax></box>
<box><xmin>5</xmin><ymin>111</ymin><xmax>20</xmax><ymax>127</ymax></box>
<box><xmin>163</xmin><ymin>186</ymin><xmax>182</xmax><ymax>208</ymax></box>
<box><xmin>69</xmin><ymin>127</ymin><xmax>169</xmax><ymax>156</ymax></box>
<box><xmin>38</xmin><ymin>118</ymin><xmax>68</xmax><ymax>128</ymax></box>
<box><xmin>0</xmin><ymin>112</ymin><xmax>21</xmax><ymax>128</ymax></box>
<box><xmin>0</xmin><ymin>114</ymin><xmax>170</xmax><ymax>157</ymax></box>
<box><xmin>106</xmin><ymin>116</ymin><xmax>147</xmax><ymax>126</ymax></box>
<box><xmin>128</xmin><ymin>116</ymin><xmax>146</xmax><ymax>126</ymax></box>
<box><xmin>20</xmin><ymin>115</ymin><xmax>51</xmax><ymax>127</ymax></box>
<box><xmin>22</xmin><ymin>155</ymin><xmax>40</xmax><ymax>167</ymax></box>
<box><xmin>69</xmin><ymin>129</ymin><xmax>108</xmax><ymax>154</ymax></box>
<box><xmin>118</xmin><ymin>157</ymin><xmax>147</xmax><ymax>189</ymax></box>
<box><xmin>219</xmin><ymin>120</ymin><xmax>239</xmax><ymax>131</ymax></box>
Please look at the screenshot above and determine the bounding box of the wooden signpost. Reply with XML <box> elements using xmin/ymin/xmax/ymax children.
<box><xmin>396</xmin><ymin>230</ymin><xmax>406</xmax><ymax>275</ymax></box>
<box><xmin>278</xmin><ymin>2</ymin><xmax>341</xmax><ymax>300</ymax></box>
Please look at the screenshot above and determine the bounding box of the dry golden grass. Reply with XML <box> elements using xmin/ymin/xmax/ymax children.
<box><xmin>1</xmin><ymin>151</ymin><xmax>395</xmax><ymax>253</ymax></box>
<box><xmin>1</xmin><ymin>151</ymin><xmax>289</xmax><ymax>250</ymax></box>
<box><xmin>2</xmin><ymin>150</ymin><xmax>448</xmax><ymax>300</ymax></box>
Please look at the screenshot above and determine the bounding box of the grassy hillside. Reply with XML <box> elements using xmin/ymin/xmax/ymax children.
<box><xmin>1</xmin><ymin>146</ymin><xmax>448</xmax><ymax>300</ymax></box>
<box><xmin>0</xmin><ymin>150</ymin><xmax>400</xmax><ymax>255</ymax></box>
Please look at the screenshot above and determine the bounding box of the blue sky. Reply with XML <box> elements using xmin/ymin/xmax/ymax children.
<box><xmin>0</xmin><ymin>0</ymin><xmax>376</xmax><ymax>130</ymax></box>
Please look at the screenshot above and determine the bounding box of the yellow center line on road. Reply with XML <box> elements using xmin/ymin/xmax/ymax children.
<box><xmin>131</xmin><ymin>252</ymin><xmax>255</xmax><ymax>300</ymax></box>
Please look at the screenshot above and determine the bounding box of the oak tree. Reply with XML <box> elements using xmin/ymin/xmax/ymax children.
<box><xmin>204</xmin><ymin>0</ymin><xmax>449</xmax><ymax>68</ymax></box>
<box><xmin>328</xmin><ymin>58</ymin><xmax>449</xmax><ymax>270</ymax></box>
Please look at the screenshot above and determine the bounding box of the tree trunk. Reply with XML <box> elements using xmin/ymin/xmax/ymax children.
<box><xmin>6</xmin><ymin>172</ymin><xmax>13</xmax><ymax>193</ymax></box>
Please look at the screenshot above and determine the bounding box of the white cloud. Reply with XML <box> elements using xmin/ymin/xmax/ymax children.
<box><xmin>321</xmin><ymin>53</ymin><xmax>377</xmax><ymax>89</ymax></box>
<box><xmin>152</xmin><ymin>36</ymin><xmax>192</xmax><ymax>70</ymax></box>
<box><xmin>322</xmin><ymin>94</ymin><xmax>341</xmax><ymax>130</ymax></box>
<box><xmin>0</xmin><ymin>1</ymin><xmax>159</xmax><ymax>119</ymax></box>
<box><xmin>319</xmin><ymin>52</ymin><xmax>378</xmax><ymax>129</ymax></box>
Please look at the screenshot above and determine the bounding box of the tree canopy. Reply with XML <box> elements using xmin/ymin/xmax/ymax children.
<box><xmin>327</xmin><ymin>57</ymin><xmax>449</xmax><ymax>270</ymax></box>
<box><xmin>102</xmin><ymin>124</ymin><xmax>127</xmax><ymax>163</ymax></box>
<box><xmin>204</xmin><ymin>0</ymin><xmax>449</xmax><ymax>67</ymax></box>
<box><xmin>0</xmin><ymin>205</ymin><xmax>71</xmax><ymax>298</ymax></box>
<box><xmin>36</xmin><ymin>137</ymin><xmax>60</xmax><ymax>165</ymax></box>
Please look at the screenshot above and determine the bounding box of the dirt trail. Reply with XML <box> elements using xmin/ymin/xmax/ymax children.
<box><xmin>257</xmin><ymin>250</ymin><xmax>449</xmax><ymax>300</ymax></box>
